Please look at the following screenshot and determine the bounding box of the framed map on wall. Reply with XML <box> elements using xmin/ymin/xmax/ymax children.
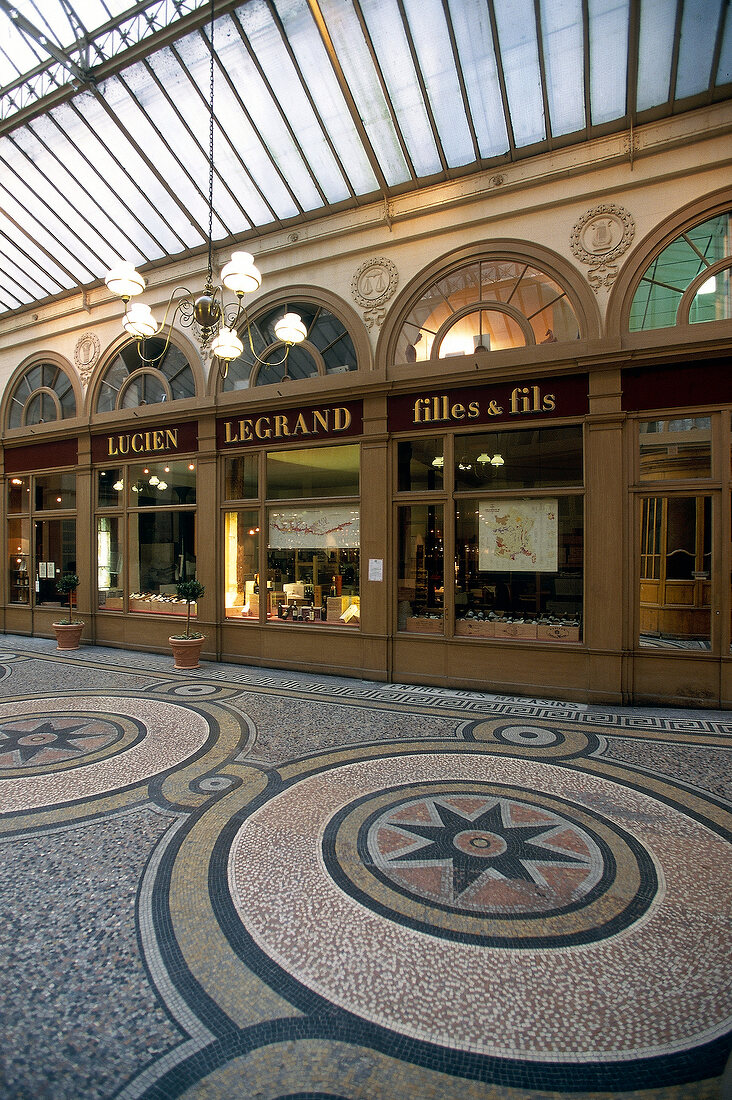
<box><xmin>478</xmin><ymin>499</ymin><xmax>558</xmax><ymax>572</ymax></box>
<box><xmin>269</xmin><ymin>506</ymin><xmax>360</xmax><ymax>549</ymax></box>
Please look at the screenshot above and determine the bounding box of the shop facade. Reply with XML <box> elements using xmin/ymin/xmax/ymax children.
<box><xmin>1</xmin><ymin>136</ymin><xmax>731</xmax><ymax>707</ymax></box>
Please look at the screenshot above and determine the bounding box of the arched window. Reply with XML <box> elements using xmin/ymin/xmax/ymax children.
<box><xmin>7</xmin><ymin>361</ymin><xmax>76</xmax><ymax>429</ymax></box>
<box><xmin>221</xmin><ymin>301</ymin><xmax>358</xmax><ymax>391</ymax></box>
<box><xmin>394</xmin><ymin>259</ymin><xmax>581</xmax><ymax>362</ymax></box>
<box><xmin>629</xmin><ymin>211</ymin><xmax>731</xmax><ymax>331</ymax></box>
<box><xmin>95</xmin><ymin>339</ymin><xmax>196</xmax><ymax>413</ymax></box>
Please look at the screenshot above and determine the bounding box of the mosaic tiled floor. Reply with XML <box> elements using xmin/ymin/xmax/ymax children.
<box><xmin>1</xmin><ymin>636</ymin><xmax>730</xmax><ymax>1100</ymax></box>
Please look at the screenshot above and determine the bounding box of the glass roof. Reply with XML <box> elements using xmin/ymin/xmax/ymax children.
<box><xmin>0</xmin><ymin>0</ymin><xmax>730</xmax><ymax>318</ymax></box>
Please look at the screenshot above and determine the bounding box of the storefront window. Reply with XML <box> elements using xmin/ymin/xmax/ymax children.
<box><xmin>94</xmin><ymin>458</ymin><xmax>197</xmax><ymax>616</ymax></box>
<box><xmin>639</xmin><ymin>418</ymin><xmax>711</xmax><ymax>480</ymax></box>
<box><xmin>34</xmin><ymin>518</ymin><xmax>77</xmax><ymax>607</ymax></box>
<box><xmin>397</xmin><ymin>439</ymin><xmax>444</xmax><ymax>491</ymax></box>
<box><xmin>35</xmin><ymin>473</ymin><xmax>76</xmax><ymax>510</ymax></box>
<box><xmin>225</xmin><ymin>454</ymin><xmax>258</xmax><ymax>499</ymax></box>
<box><xmin>639</xmin><ymin>495</ymin><xmax>711</xmax><ymax>649</ymax></box>
<box><xmin>454</xmin><ymin>496</ymin><xmax>583</xmax><ymax>640</ymax></box>
<box><xmin>455</xmin><ymin>426</ymin><xmax>583</xmax><ymax>490</ymax></box>
<box><xmin>129</xmin><ymin>510</ymin><xmax>196</xmax><ymax>613</ymax></box>
<box><xmin>397</xmin><ymin>504</ymin><xmax>444</xmax><ymax>632</ymax></box>
<box><xmin>8</xmin><ymin>518</ymin><xmax>30</xmax><ymax>604</ymax></box>
<box><xmin>266</xmin><ymin>444</ymin><xmax>359</xmax><ymax>499</ymax></box>
<box><xmin>97</xmin><ymin>516</ymin><xmax>123</xmax><ymax>610</ymax></box>
<box><xmin>5</xmin><ymin>473</ymin><xmax>75</xmax><ymax>608</ymax></box>
<box><xmin>95</xmin><ymin>341</ymin><xmax>195</xmax><ymax>412</ymax></box>
<box><xmin>6</xmin><ymin>362</ymin><xmax>77</xmax><ymax>429</ymax></box>
<box><xmin>224</xmin><ymin>510</ymin><xmax>260</xmax><ymax>618</ymax></box>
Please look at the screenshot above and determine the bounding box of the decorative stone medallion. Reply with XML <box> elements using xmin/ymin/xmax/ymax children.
<box><xmin>570</xmin><ymin>203</ymin><xmax>635</xmax><ymax>292</ymax></box>
<box><xmin>74</xmin><ymin>331</ymin><xmax>101</xmax><ymax>386</ymax></box>
<box><xmin>351</xmin><ymin>257</ymin><xmax>398</xmax><ymax>329</ymax></box>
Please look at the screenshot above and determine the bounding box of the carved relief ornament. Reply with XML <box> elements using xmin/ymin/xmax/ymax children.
<box><xmin>351</xmin><ymin>257</ymin><xmax>398</xmax><ymax>329</ymax></box>
<box><xmin>571</xmin><ymin>204</ymin><xmax>635</xmax><ymax>292</ymax></box>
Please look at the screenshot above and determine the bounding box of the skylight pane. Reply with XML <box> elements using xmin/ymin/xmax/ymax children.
<box><xmin>540</xmin><ymin>0</ymin><xmax>586</xmax><ymax>136</ymax></box>
<box><xmin>719</xmin><ymin>6</ymin><xmax>732</xmax><ymax>83</ymax></box>
<box><xmin>401</xmin><ymin>0</ymin><xmax>475</xmax><ymax>169</ymax></box>
<box><xmin>272</xmin><ymin>0</ymin><xmax>378</xmax><ymax>195</ymax></box>
<box><xmin>0</xmin><ymin>25</ymin><xmax>41</xmax><ymax>84</ymax></box>
<box><xmin>317</xmin><ymin>0</ymin><xmax>411</xmax><ymax>185</ymax></box>
<box><xmin>11</xmin><ymin>121</ymin><xmax>143</xmax><ymax>267</ymax></box>
<box><xmin>207</xmin><ymin>15</ymin><xmax>321</xmax><ymax>213</ymax></box>
<box><xmin>446</xmin><ymin>0</ymin><xmax>509</xmax><ymax>158</ymax></box>
<box><xmin>676</xmin><ymin>0</ymin><xmax>723</xmax><ymax>98</ymax></box>
<box><xmin>50</xmin><ymin>97</ymin><xmax>177</xmax><ymax>260</ymax></box>
<box><xmin>236</xmin><ymin>0</ymin><xmax>350</xmax><ymax>204</ymax></box>
<box><xmin>636</xmin><ymin>0</ymin><xmax>676</xmax><ymax>110</ymax></box>
<box><xmin>0</xmin><ymin>205</ymin><xmax>86</xmax><ymax>290</ymax></box>
<box><xmin>71</xmin><ymin>89</ymin><xmax>197</xmax><ymax>255</ymax></box>
<box><xmin>359</xmin><ymin>0</ymin><xmax>441</xmax><ymax>177</ymax></box>
<box><xmin>174</xmin><ymin>30</ymin><xmax>299</xmax><ymax>224</ymax></box>
<box><xmin>494</xmin><ymin>0</ymin><xmax>545</xmax><ymax>147</ymax></box>
<box><xmin>0</xmin><ymin>169</ymin><xmax>97</xmax><ymax>282</ymax></box>
<box><xmin>588</xmin><ymin>0</ymin><xmax>629</xmax><ymax>124</ymax></box>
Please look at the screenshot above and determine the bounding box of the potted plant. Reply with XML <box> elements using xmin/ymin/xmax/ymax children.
<box><xmin>53</xmin><ymin>572</ymin><xmax>84</xmax><ymax>650</ymax></box>
<box><xmin>169</xmin><ymin>579</ymin><xmax>206</xmax><ymax>669</ymax></box>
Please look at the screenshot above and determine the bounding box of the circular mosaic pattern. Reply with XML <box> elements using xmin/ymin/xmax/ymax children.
<box><xmin>492</xmin><ymin>723</ymin><xmax>564</xmax><ymax>748</ymax></box>
<box><xmin>332</xmin><ymin>782</ymin><xmax>652</xmax><ymax>945</ymax></box>
<box><xmin>0</xmin><ymin>696</ymin><xmax>211</xmax><ymax>812</ymax></box>
<box><xmin>0</xmin><ymin>713</ymin><xmax>138</xmax><ymax>772</ymax></box>
<box><xmin>228</xmin><ymin>752</ymin><xmax>732</xmax><ymax>1061</ymax></box>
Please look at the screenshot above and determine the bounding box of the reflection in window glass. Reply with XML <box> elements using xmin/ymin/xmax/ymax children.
<box><xmin>397</xmin><ymin>504</ymin><xmax>444</xmax><ymax>632</ymax></box>
<box><xmin>8</xmin><ymin>476</ymin><xmax>29</xmax><ymax>513</ymax></box>
<box><xmin>690</xmin><ymin>265</ymin><xmax>731</xmax><ymax>324</ymax></box>
<box><xmin>397</xmin><ymin>259</ymin><xmax>580</xmax><ymax>361</ymax></box>
<box><xmin>225</xmin><ymin>454</ymin><xmax>258</xmax><ymax>500</ymax></box>
<box><xmin>98</xmin><ymin>468</ymin><xmax>124</xmax><ymax>508</ymax></box>
<box><xmin>455</xmin><ymin>426</ymin><xmax>583</xmax><ymax>490</ymax></box>
<box><xmin>267</xmin><ymin>445</ymin><xmax>359</xmax><ymax>499</ymax></box>
<box><xmin>639</xmin><ymin>495</ymin><xmax>711</xmax><ymax>649</ymax></box>
<box><xmin>455</xmin><ymin>496</ymin><xmax>583</xmax><ymax>640</ymax></box>
<box><xmin>128</xmin><ymin>461</ymin><xmax>196</xmax><ymax>506</ymax></box>
<box><xmin>96</xmin><ymin>341</ymin><xmax>195</xmax><ymax>412</ymax></box>
<box><xmin>629</xmin><ymin>211</ymin><xmax>731</xmax><ymax>331</ymax></box>
<box><xmin>129</xmin><ymin>510</ymin><xmax>196</xmax><ymax>615</ymax></box>
<box><xmin>397</xmin><ymin>438</ymin><xmax>444</xmax><ymax>491</ymax></box>
<box><xmin>639</xmin><ymin>417</ymin><xmax>711</xmax><ymax>480</ymax></box>
<box><xmin>97</xmin><ymin>516</ymin><xmax>124</xmax><ymax>610</ymax></box>
<box><xmin>7</xmin><ymin>362</ymin><xmax>76</xmax><ymax>429</ymax></box>
<box><xmin>35</xmin><ymin>473</ymin><xmax>76</xmax><ymax>510</ymax></box>
<box><xmin>224</xmin><ymin>510</ymin><xmax>260</xmax><ymax>619</ymax></box>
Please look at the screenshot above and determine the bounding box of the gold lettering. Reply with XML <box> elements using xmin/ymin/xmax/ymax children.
<box><xmin>468</xmin><ymin>401</ymin><xmax>480</xmax><ymax>418</ymax></box>
<box><xmin>255</xmin><ymin>417</ymin><xmax>272</xmax><ymax>439</ymax></box>
<box><xmin>451</xmin><ymin>402</ymin><xmax>466</xmax><ymax>420</ymax></box>
<box><xmin>292</xmin><ymin>413</ymin><xmax>310</xmax><ymax>436</ymax></box>
<box><xmin>224</xmin><ymin>421</ymin><xmax>238</xmax><ymax>444</ymax></box>
<box><xmin>108</xmin><ymin>438</ymin><xmax>119</xmax><ymax>456</ymax></box>
<box><xmin>131</xmin><ymin>433</ymin><xmax>144</xmax><ymax>452</ymax></box>
<box><xmin>153</xmin><ymin>430</ymin><xmax>165</xmax><ymax>450</ymax></box>
<box><xmin>165</xmin><ymin>428</ymin><xmax>178</xmax><ymax>449</ymax></box>
<box><xmin>543</xmin><ymin>392</ymin><xmax>556</xmax><ymax>411</ymax></box>
<box><xmin>333</xmin><ymin>407</ymin><xmax>352</xmax><ymax>431</ymax></box>
<box><xmin>312</xmin><ymin>409</ymin><xmax>329</xmax><ymax>432</ymax></box>
<box><xmin>274</xmin><ymin>414</ymin><xmax>290</xmax><ymax>438</ymax></box>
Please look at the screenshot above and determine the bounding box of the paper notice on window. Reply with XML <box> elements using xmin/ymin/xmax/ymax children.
<box><xmin>368</xmin><ymin>558</ymin><xmax>383</xmax><ymax>581</ymax></box>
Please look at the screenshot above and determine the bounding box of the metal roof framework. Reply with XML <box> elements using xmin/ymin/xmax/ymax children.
<box><xmin>0</xmin><ymin>0</ymin><xmax>729</xmax><ymax>319</ymax></box>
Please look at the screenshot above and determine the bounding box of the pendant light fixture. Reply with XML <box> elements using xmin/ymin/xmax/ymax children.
<box><xmin>105</xmin><ymin>0</ymin><xmax>306</xmax><ymax>379</ymax></box>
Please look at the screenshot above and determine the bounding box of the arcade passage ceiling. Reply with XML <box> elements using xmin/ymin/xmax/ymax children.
<box><xmin>0</xmin><ymin>0</ymin><xmax>730</xmax><ymax>318</ymax></box>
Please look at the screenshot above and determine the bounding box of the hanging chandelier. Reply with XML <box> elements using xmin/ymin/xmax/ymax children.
<box><xmin>104</xmin><ymin>0</ymin><xmax>306</xmax><ymax>379</ymax></box>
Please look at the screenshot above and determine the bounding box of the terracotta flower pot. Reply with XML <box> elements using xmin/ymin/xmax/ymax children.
<box><xmin>53</xmin><ymin>622</ymin><xmax>84</xmax><ymax>651</ymax></box>
<box><xmin>169</xmin><ymin>635</ymin><xmax>205</xmax><ymax>669</ymax></box>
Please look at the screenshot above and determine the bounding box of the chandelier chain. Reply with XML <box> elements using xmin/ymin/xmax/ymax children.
<box><xmin>206</xmin><ymin>0</ymin><xmax>215</xmax><ymax>287</ymax></box>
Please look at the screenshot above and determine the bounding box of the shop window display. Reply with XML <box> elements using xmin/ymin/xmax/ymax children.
<box><xmin>6</xmin><ymin>473</ymin><xmax>76</xmax><ymax>608</ymax></box>
<box><xmin>454</xmin><ymin>496</ymin><xmax>583</xmax><ymax>640</ymax></box>
<box><xmin>94</xmin><ymin>460</ymin><xmax>197</xmax><ymax>616</ymax></box>
<box><xmin>397</xmin><ymin>505</ymin><xmax>444</xmax><ymax>633</ymax></box>
<box><xmin>224</xmin><ymin>510</ymin><xmax>260</xmax><ymax>618</ymax></box>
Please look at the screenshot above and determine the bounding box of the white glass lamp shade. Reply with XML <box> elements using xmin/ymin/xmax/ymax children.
<box><xmin>221</xmin><ymin>252</ymin><xmax>262</xmax><ymax>295</ymax></box>
<box><xmin>123</xmin><ymin>303</ymin><xmax>158</xmax><ymax>338</ymax></box>
<box><xmin>274</xmin><ymin>312</ymin><xmax>307</xmax><ymax>345</ymax></box>
<box><xmin>211</xmin><ymin>326</ymin><xmax>244</xmax><ymax>361</ymax></box>
<box><xmin>490</xmin><ymin>454</ymin><xmax>505</xmax><ymax>466</ymax></box>
<box><xmin>106</xmin><ymin>262</ymin><xmax>145</xmax><ymax>298</ymax></box>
